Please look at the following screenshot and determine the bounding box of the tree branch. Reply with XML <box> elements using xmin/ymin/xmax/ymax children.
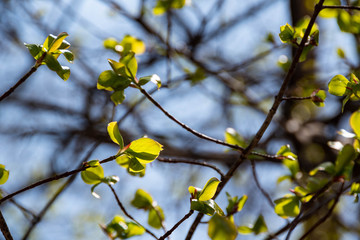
<box><xmin>0</xmin><ymin>211</ymin><xmax>13</xmax><ymax>240</ymax></box>
<box><xmin>158</xmin><ymin>210</ymin><xmax>194</xmax><ymax>240</ymax></box>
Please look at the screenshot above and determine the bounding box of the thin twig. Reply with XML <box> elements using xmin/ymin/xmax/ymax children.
<box><xmin>281</xmin><ymin>96</ymin><xmax>311</xmax><ymax>101</ymax></box>
<box><xmin>158</xmin><ymin>210</ymin><xmax>194</xmax><ymax>240</ymax></box>
<box><xmin>0</xmin><ymin>211</ymin><xmax>13</xmax><ymax>240</ymax></box>
<box><xmin>108</xmin><ymin>185</ymin><xmax>158</xmax><ymax>240</ymax></box>
<box><xmin>250</xmin><ymin>160</ymin><xmax>275</xmax><ymax>208</ymax></box>
<box><xmin>0</xmin><ymin>67</ymin><xmax>38</xmax><ymax>102</ymax></box>
<box><xmin>0</xmin><ymin>155</ymin><xmax>116</xmax><ymax>204</ymax></box>
<box><xmin>157</xmin><ymin>157</ymin><xmax>225</xmax><ymax>179</ymax></box>
<box><xmin>322</xmin><ymin>5</ymin><xmax>360</xmax><ymax>10</ymax></box>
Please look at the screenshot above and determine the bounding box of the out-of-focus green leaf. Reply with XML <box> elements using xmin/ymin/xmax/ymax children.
<box><xmin>208</xmin><ymin>214</ymin><xmax>237</xmax><ymax>240</ymax></box>
<box><xmin>311</xmin><ymin>89</ymin><xmax>326</xmax><ymax>107</ymax></box>
<box><xmin>198</xmin><ymin>177</ymin><xmax>221</xmax><ymax>201</ymax></box>
<box><xmin>277</xmin><ymin>145</ymin><xmax>299</xmax><ymax>178</ymax></box>
<box><xmin>319</xmin><ymin>0</ymin><xmax>340</xmax><ymax>18</ymax></box>
<box><xmin>335</xmin><ymin>144</ymin><xmax>357</xmax><ymax>176</ymax></box>
<box><xmin>328</xmin><ymin>74</ymin><xmax>349</xmax><ymax>96</ymax></box>
<box><xmin>238</xmin><ymin>215</ymin><xmax>268</xmax><ymax>235</ymax></box>
<box><xmin>104</xmin><ymin>37</ymin><xmax>118</xmax><ymax>50</ymax></box>
<box><xmin>105</xmin><ymin>215</ymin><xmax>145</xmax><ymax>239</ymax></box>
<box><xmin>153</xmin><ymin>0</ymin><xmax>186</xmax><ymax>15</ymax></box>
<box><xmin>120</xmin><ymin>35</ymin><xmax>146</xmax><ymax>55</ymax></box>
<box><xmin>274</xmin><ymin>195</ymin><xmax>300</xmax><ymax>218</ymax></box>
<box><xmin>225</xmin><ymin>128</ymin><xmax>247</xmax><ymax>148</ymax></box>
<box><xmin>350</xmin><ymin>110</ymin><xmax>360</xmax><ymax>137</ymax></box>
<box><xmin>138</xmin><ymin>74</ymin><xmax>161</xmax><ymax>89</ymax></box>
<box><xmin>309</xmin><ymin>161</ymin><xmax>335</xmax><ymax>176</ymax></box>
<box><xmin>111</xmin><ymin>90</ymin><xmax>126</xmax><ymax>105</ymax></box>
<box><xmin>107</xmin><ymin>121</ymin><xmax>124</xmax><ymax>148</ymax></box>
<box><xmin>225</xmin><ymin>192</ymin><xmax>247</xmax><ymax>216</ymax></box>
<box><xmin>337</xmin><ymin>48</ymin><xmax>346</xmax><ymax>59</ymax></box>
<box><xmin>148</xmin><ymin>206</ymin><xmax>165</xmax><ymax>229</ymax></box>
<box><xmin>0</xmin><ymin>165</ymin><xmax>9</xmax><ymax>185</ymax></box>
<box><xmin>131</xmin><ymin>189</ymin><xmax>153</xmax><ymax>210</ymax></box>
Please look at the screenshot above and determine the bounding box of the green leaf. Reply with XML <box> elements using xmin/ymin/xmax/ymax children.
<box><xmin>188</xmin><ymin>186</ymin><xmax>202</xmax><ymax>199</ymax></box>
<box><xmin>138</xmin><ymin>74</ymin><xmax>161</xmax><ymax>89</ymax></box>
<box><xmin>0</xmin><ymin>165</ymin><xmax>9</xmax><ymax>185</ymax></box>
<box><xmin>153</xmin><ymin>0</ymin><xmax>186</xmax><ymax>15</ymax></box>
<box><xmin>61</xmin><ymin>50</ymin><xmax>74</xmax><ymax>63</ymax></box>
<box><xmin>198</xmin><ymin>177</ymin><xmax>221</xmax><ymax>201</ymax></box>
<box><xmin>97</xmin><ymin>70</ymin><xmax>130</xmax><ymax>91</ymax></box>
<box><xmin>350</xmin><ymin>183</ymin><xmax>360</xmax><ymax>194</ymax></box>
<box><xmin>311</xmin><ymin>89</ymin><xmax>326</xmax><ymax>107</ymax></box>
<box><xmin>238</xmin><ymin>215</ymin><xmax>268</xmax><ymax>235</ymax></box>
<box><xmin>279</xmin><ymin>23</ymin><xmax>295</xmax><ymax>43</ymax></box>
<box><xmin>148</xmin><ymin>206</ymin><xmax>165</xmax><ymax>229</ymax></box>
<box><xmin>120</xmin><ymin>53</ymin><xmax>138</xmax><ymax>78</ymax></box>
<box><xmin>131</xmin><ymin>189</ymin><xmax>153</xmax><ymax>209</ymax></box>
<box><xmin>335</xmin><ymin>144</ymin><xmax>357</xmax><ymax>176</ymax></box>
<box><xmin>24</xmin><ymin>43</ymin><xmax>44</xmax><ymax>60</ymax></box>
<box><xmin>274</xmin><ymin>195</ymin><xmax>300</xmax><ymax>218</ymax></box>
<box><xmin>252</xmin><ymin>215</ymin><xmax>268</xmax><ymax>235</ymax></box>
<box><xmin>107</xmin><ymin>121</ymin><xmax>124</xmax><ymax>148</ymax></box>
<box><xmin>190</xmin><ymin>199</ymin><xmax>216</xmax><ymax>216</ymax></box>
<box><xmin>128</xmin><ymin>156</ymin><xmax>146</xmax><ymax>172</ymax></box>
<box><xmin>337</xmin><ymin>48</ymin><xmax>346</xmax><ymax>59</ymax></box>
<box><xmin>44</xmin><ymin>53</ymin><xmax>70</xmax><ymax>80</ymax></box>
<box><xmin>105</xmin><ymin>215</ymin><xmax>145</xmax><ymax>239</ymax></box>
<box><xmin>126</xmin><ymin>138</ymin><xmax>163</xmax><ymax>163</ymax></box>
<box><xmin>309</xmin><ymin>161</ymin><xmax>335</xmax><ymax>176</ymax></box>
<box><xmin>103</xmin><ymin>37</ymin><xmax>118</xmax><ymax>50</ymax></box>
<box><xmin>81</xmin><ymin>163</ymin><xmax>104</xmax><ymax>185</ymax></box>
<box><xmin>208</xmin><ymin>214</ymin><xmax>237</xmax><ymax>240</ymax></box>
<box><xmin>120</xmin><ymin>35</ymin><xmax>146</xmax><ymax>55</ymax></box>
<box><xmin>319</xmin><ymin>0</ymin><xmax>340</xmax><ymax>18</ymax></box>
<box><xmin>350</xmin><ymin>110</ymin><xmax>360</xmax><ymax>137</ymax></box>
<box><xmin>48</xmin><ymin>32</ymin><xmax>69</xmax><ymax>53</ymax></box>
<box><xmin>224</xmin><ymin>128</ymin><xmax>246</xmax><ymax>148</ymax></box>
<box><xmin>126</xmin><ymin>222</ymin><xmax>146</xmax><ymax>238</ymax></box>
<box><xmin>108</xmin><ymin>59</ymin><xmax>126</xmax><ymax>76</ymax></box>
<box><xmin>328</xmin><ymin>74</ymin><xmax>349</xmax><ymax>96</ymax></box>
<box><xmin>225</xmin><ymin>192</ymin><xmax>247</xmax><ymax>216</ymax></box>
<box><xmin>277</xmin><ymin>145</ymin><xmax>299</xmax><ymax>178</ymax></box>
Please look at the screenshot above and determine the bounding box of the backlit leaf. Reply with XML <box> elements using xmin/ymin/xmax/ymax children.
<box><xmin>126</xmin><ymin>138</ymin><xmax>163</xmax><ymax>163</ymax></box>
<box><xmin>198</xmin><ymin>177</ymin><xmax>221</xmax><ymax>201</ymax></box>
<box><xmin>350</xmin><ymin>110</ymin><xmax>360</xmax><ymax>137</ymax></box>
<box><xmin>208</xmin><ymin>214</ymin><xmax>237</xmax><ymax>240</ymax></box>
<box><xmin>328</xmin><ymin>74</ymin><xmax>349</xmax><ymax>96</ymax></box>
<box><xmin>274</xmin><ymin>195</ymin><xmax>300</xmax><ymax>218</ymax></box>
<box><xmin>107</xmin><ymin>121</ymin><xmax>124</xmax><ymax>148</ymax></box>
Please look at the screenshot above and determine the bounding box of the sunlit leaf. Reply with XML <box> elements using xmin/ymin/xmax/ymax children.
<box><xmin>350</xmin><ymin>110</ymin><xmax>360</xmax><ymax>137</ymax></box>
<box><xmin>198</xmin><ymin>177</ymin><xmax>221</xmax><ymax>201</ymax></box>
<box><xmin>0</xmin><ymin>165</ymin><xmax>9</xmax><ymax>185</ymax></box>
<box><xmin>279</xmin><ymin>23</ymin><xmax>295</xmax><ymax>43</ymax></box>
<box><xmin>148</xmin><ymin>206</ymin><xmax>165</xmax><ymax>229</ymax></box>
<box><xmin>335</xmin><ymin>144</ymin><xmax>357</xmax><ymax>176</ymax></box>
<box><xmin>126</xmin><ymin>138</ymin><xmax>163</xmax><ymax>163</ymax></box>
<box><xmin>311</xmin><ymin>89</ymin><xmax>326</xmax><ymax>107</ymax></box>
<box><xmin>107</xmin><ymin>121</ymin><xmax>124</xmax><ymax>148</ymax></box>
<box><xmin>328</xmin><ymin>74</ymin><xmax>349</xmax><ymax>96</ymax></box>
<box><xmin>81</xmin><ymin>163</ymin><xmax>104</xmax><ymax>185</ymax></box>
<box><xmin>274</xmin><ymin>195</ymin><xmax>300</xmax><ymax>218</ymax></box>
<box><xmin>224</xmin><ymin>128</ymin><xmax>246</xmax><ymax>148</ymax></box>
<box><xmin>48</xmin><ymin>32</ymin><xmax>69</xmax><ymax>53</ymax></box>
<box><xmin>208</xmin><ymin>214</ymin><xmax>237</xmax><ymax>240</ymax></box>
<box><xmin>120</xmin><ymin>35</ymin><xmax>146</xmax><ymax>55</ymax></box>
<box><xmin>131</xmin><ymin>189</ymin><xmax>153</xmax><ymax>210</ymax></box>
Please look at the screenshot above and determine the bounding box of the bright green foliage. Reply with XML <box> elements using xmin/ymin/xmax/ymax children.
<box><xmin>337</xmin><ymin>48</ymin><xmax>346</xmax><ymax>59</ymax></box>
<box><xmin>102</xmin><ymin>215</ymin><xmax>145</xmax><ymax>239</ymax></box>
<box><xmin>238</xmin><ymin>215</ymin><xmax>268</xmax><ymax>235</ymax></box>
<box><xmin>278</xmin><ymin>17</ymin><xmax>319</xmax><ymax>62</ymax></box>
<box><xmin>184</xmin><ymin>67</ymin><xmax>207</xmax><ymax>85</ymax></box>
<box><xmin>350</xmin><ymin>110</ymin><xmax>360</xmax><ymax>137</ymax></box>
<box><xmin>328</xmin><ymin>74</ymin><xmax>360</xmax><ymax>111</ymax></box>
<box><xmin>0</xmin><ymin>165</ymin><xmax>9</xmax><ymax>185</ymax></box>
<box><xmin>131</xmin><ymin>189</ymin><xmax>165</xmax><ymax>229</ymax></box>
<box><xmin>319</xmin><ymin>0</ymin><xmax>341</xmax><ymax>18</ymax></box>
<box><xmin>311</xmin><ymin>89</ymin><xmax>326</xmax><ymax>107</ymax></box>
<box><xmin>153</xmin><ymin>0</ymin><xmax>186</xmax><ymax>15</ymax></box>
<box><xmin>337</xmin><ymin>9</ymin><xmax>360</xmax><ymax>34</ymax></box>
<box><xmin>350</xmin><ymin>182</ymin><xmax>360</xmax><ymax>202</ymax></box>
<box><xmin>208</xmin><ymin>214</ymin><xmax>238</xmax><ymax>240</ymax></box>
<box><xmin>276</xmin><ymin>145</ymin><xmax>299</xmax><ymax>182</ymax></box>
<box><xmin>25</xmin><ymin>32</ymin><xmax>73</xmax><ymax>80</ymax></box>
<box><xmin>116</xmin><ymin>137</ymin><xmax>163</xmax><ymax>174</ymax></box>
<box><xmin>188</xmin><ymin>177</ymin><xmax>224</xmax><ymax>216</ymax></box>
<box><xmin>309</xmin><ymin>161</ymin><xmax>336</xmax><ymax>176</ymax></box>
<box><xmin>104</xmin><ymin>36</ymin><xmax>146</xmax><ymax>56</ymax></box>
<box><xmin>108</xmin><ymin>122</ymin><xmax>124</xmax><ymax>149</ymax></box>
<box><xmin>224</xmin><ymin>128</ymin><xmax>247</xmax><ymax>149</ymax></box>
<box><xmin>334</xmin><ymin>144</ymin><xmax>357</xmax><ymax>178</ymax></box>
<box><xmin>274</xmin><ymin>195</ymin><xmax>300</xmax><ymax>218</ymax></box>
<box><xmin>81</xmin><ymin>160</ymin><xmax>104</xmax><ymax>185</ymax></box>
<box><xmin>99</xmin><ymin>35</ymin><xmax>161</xmax><ymax>105</ymax></box>
<box><xmin>225</xmin><ymin>192</ymin><xmax>247</xmax><ymax>216</ymax></box>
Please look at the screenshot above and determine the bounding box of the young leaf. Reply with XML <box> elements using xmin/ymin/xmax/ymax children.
<box><xmin>224</xmin><ymin>128</ymin><xmax>246</xmax><ymax>148</ymax></box>
<box><xmin>126</xmin><ymin>138</ymin><xmax>163</xmax><ymax>163</ymax></box>
<box><xmin>198</xmin><ymin>177</ymin><xmax>221</xmax><ymax>201</ymax></box>
<box><xmin>0</xmin><ymin>165</ymin><xmax>9</xmax><ymax>185</ymax></box>
<box><xmin>107</xmin><ymin>121</ymin><xmax>124</xmax><ymax>148</ymax></box>
<box><xmin>311</xmin><ymin>89</ymin><xmax>326</xmax><ymax>107</ymax></box>
<box><xmin>328</xmin><ymin>75</ymin><xmax>349</xmax><ymax>96</ymax></box>
<box><xmin>120</xmin><ymin>35</ymin><xmax>146</xmax><ymax>55</ymax></box>
<box><xmin>120</xmin><ymin>53</ymin><xmax>138</xmax><ymax>78</ymax></box>
<box><xmin>81</xmin><ymin>163</ymin><xmax>104</xmax><ymax>185</ymax></box>
<box><xmin>138</xmin><ymin>74</ymin><xmax>162</xmax><ymax>89</ymax></box>
<box><xmin>279</xmin><ymin>23</ymin><xmax>295</xmax><ymax>43</ymax></box>
<box><xmin>153</xmin><ymin>0</ymin><xmax>186</xmax><ymax>15</ymax></box>
<box><xmin>111</xmin><ymin>90</ymin><xmax>126</xmax><ymax>105</ymax></box>
<box><xmin>350</xmin><ymin>110</ymin><xmax>360</xmax><ymax>137</ymax></box>
<box><xmin>274</xmin><ymin>195</ymin><xmax>300</xmax><ymax>218</ymax></box>
<box><xmin>48</xmin><ymin>32</ymin><xmax>69</xmax><ymax>53</ymax></box>
<box><xmin>24</xmin><ymin>43</ymin><xmax>43</xmax><ymax>60</ymax></box>
<box><xmin>190</xmin><ymin>199</ymin><xmax>216</xmax><ymax>216</ymax></box>
<box><xmin>131</xmin><ymin>189</ymin><xmax>153</xmax><ymax>210</ymax></box>
<box><xmin>148</xmin><ymin>206</ymin><xmax>165</xmax><ymax>229</ymax></box>
<box><xmin>252</xmin><ymin>215</ymin><xmax>268</xmax><ymax>235</ymax></box>
<box><xmin>208</xmin><ymin>214</ymin><xmax>238</xmax><ymax>240</ymax></box>
<box><xmin>225</xmin><ymin>192</ymin><xmax>247</xmax><ymax>216</ymax></box>
<box><xmin>334</xmin><ymin>144</ymin><xmax>357</xmax><ymax>176</ymax></box>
